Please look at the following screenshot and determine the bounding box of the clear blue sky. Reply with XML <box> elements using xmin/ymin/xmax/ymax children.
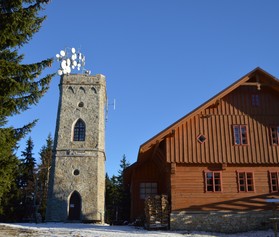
<box><xmin>7</xmin><ymin>0</ymin><xmax>279</xmax><ymax>177</ymax></box>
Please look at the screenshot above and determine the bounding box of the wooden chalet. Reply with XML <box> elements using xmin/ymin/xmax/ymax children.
<box><xmin>124</xmin><ymin>67</ymin><xmax>279</xmax><ymax>233</ymax></box>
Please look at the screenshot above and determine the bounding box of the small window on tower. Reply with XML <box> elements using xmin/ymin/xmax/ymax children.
<box><xmin>73</xmin><ymin>169</ymin><xmax>80</xmax><ymax>176</ymax></box>
<box><xmin>73</xmin><ymin>119</ymin><xmax>86</xmax><ymax>141</ymax></box>
<box><xmin>67</xmin><ymin>86</ymin><xmax>75</xmax><ymax>94</ymax></box>
<box><xmin>79</xmin><ymin>87</ymin><xmax>86</xmax><ymax>94</ymax></box>
<box><xmin>91</xmin><ymin>87</ymin><xmax>97</xmax><ymax>94</ymax></box>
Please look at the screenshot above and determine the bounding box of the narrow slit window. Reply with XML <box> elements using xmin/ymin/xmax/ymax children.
<box><xmin>73</xmin><ymin>119</ymin><xmax>86</xmax><ymax>141</ymax></box>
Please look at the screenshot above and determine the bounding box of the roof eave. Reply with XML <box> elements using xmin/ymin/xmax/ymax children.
<box><xmin>139</xmin><ymin>67</ymin><xmax>279</xmax><ymax>155</ymax></box>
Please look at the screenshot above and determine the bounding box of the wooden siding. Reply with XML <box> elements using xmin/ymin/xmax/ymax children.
<box><xmin>125</xmin><ymin>68</ymin><xmax>279</xmax><ymax>221</ymax></box>
<box><xmin>128</xmin><ymin>158</ymin><xmax>170</xmax><ymax>220</ymax></box>
<box><xmin>166</xmin><ymin>86</ymin><xmax>279</xmax><ymax>164</ymax></box>
<box><xmin>171</xmin><ymin>164</ymin><xmax>279</xmax><ymax>212</ymax></box>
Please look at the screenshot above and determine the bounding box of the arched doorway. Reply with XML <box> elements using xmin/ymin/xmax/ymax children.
<box><xmin>68</xmin><ymin>191</ymin><xmax>81</xmax><ymax>220</ymax></box>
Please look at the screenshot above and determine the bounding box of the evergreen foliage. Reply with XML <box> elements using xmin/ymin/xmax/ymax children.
<box><xmin>0</xmin><ymin>127</ymin><xmax>20</xmax><ymax>216</ymax></box>
<box><xmin>18</xmin><ymin>137</ymin><xmax>36</xmax><ymax>221</ymax></box>
<box><xmin>0</xmin><ymin>0</ymin><xmax>53</xmax><ymax>217</ymax></box>
<box><xmin>105</xmin><ymin>155</ymin><xmax>130</xmax><ymax>224</ymax></box>
<box><xmin>37</xmin><ymin>134</ymin><xmax>53</xmax><ymax>221</ymax></box>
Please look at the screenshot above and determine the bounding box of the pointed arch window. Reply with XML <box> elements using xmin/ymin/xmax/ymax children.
<box><xmin>73</xmin><ymin>119</ymin><xmax>86</xmax><ymax>141</ymax></box>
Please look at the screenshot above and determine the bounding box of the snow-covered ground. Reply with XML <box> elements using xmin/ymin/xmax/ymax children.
<box><xmin>0</xmin><ymin>223</ymin><xmax>276</xmax><ymax>237</ymax></box>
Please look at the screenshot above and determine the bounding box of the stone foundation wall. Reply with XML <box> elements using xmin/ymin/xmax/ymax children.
<box><xmin>170</xmin><ymin>210</ymin><xmax>274</xmax><ymax>233</ymax></box>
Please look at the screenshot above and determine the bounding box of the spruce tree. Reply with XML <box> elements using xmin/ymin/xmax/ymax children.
<box><xmin>37</xmin><ymin>134</ymin><xmax>53</xmax><ymax>221</ymax></box>
<box><xmin>105</xmin><ymin>173</ymin><xmax>115</xmax><ymax>224</ymax></box>
<box><xmin>117</xmin><ymin>155</ymin><xmax>130</xmax><ymax>223</ymax></box>
<box><xmin>0</xmin><ymin>127</ymin><xmax>20</xmax><ymax>216</ymax></box>
<box><xmin>19</xmin><ymin>136</ymin><xmax>36</xmax><ymax>221</ymax></box>
<box><xmin>105</xmin><ymin>155</ymin><xmax>130</xmax><ymax>224</ymax></box>
<box><xmin>0</xmin><ymin>0</ymin><xmax>54</xmax><ymax>213</ymax></box>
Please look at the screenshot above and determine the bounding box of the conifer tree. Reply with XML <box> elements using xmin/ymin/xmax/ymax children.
<box><xmin>0</xmin><ymin>127</ymin><xmax>20</xmax><ymax>217</ymax></box>
<box><xmin>117</xmin><ymin>155</ymin><xmax>130</xmax><ymax>222</ymax></box>
<box><xmin>37</xmin><ymin>134</ymin><xmax>53</xmax><ymax>221</ymax></box>
<box><xmin>18</xmin><ymin>137</ymin><xmax>36</xmax><ymax>220</ymax></box>
<box><xmin>105</xmin><ymin>155</ymin><xmax>130</xmax><ymax>224</ymax></box>
<box><xmin>0</xmin><ymin>0</ymin><xmax>54</xmax><ymax>212</ymax></box>
<box><xmin>105</xmin><ymin>173</ymin><xmax>115</xmax><ymax>224</ymax></box>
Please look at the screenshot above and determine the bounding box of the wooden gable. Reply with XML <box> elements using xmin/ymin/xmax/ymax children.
<box><xmin>138</xmin><ymin>67</ymin><xmax>279</xmax><ymax>165</ymax></box>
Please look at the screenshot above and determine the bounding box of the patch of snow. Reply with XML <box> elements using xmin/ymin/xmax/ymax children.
<box><xmin>0</xmin><ymin>223</ymin><xmax>275</xmax><ymax>237</ymax></box>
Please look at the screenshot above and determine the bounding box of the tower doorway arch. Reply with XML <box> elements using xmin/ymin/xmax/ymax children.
<box><xmin>68</xmin><ymin>191</ymin><xmax>81</xmax><ymax>220</ymax></box>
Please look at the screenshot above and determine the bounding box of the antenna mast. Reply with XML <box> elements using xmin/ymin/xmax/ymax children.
<box><xmin>56</xmin><ymin>47</ymin><xmax>91</xmax><ymax>75</ymax></box>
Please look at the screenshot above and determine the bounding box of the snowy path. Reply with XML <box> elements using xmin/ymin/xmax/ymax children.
<box><xmin>0</xmin><ymin>223</ymin><xmax>275</xmax><ymax>237</ymax></box>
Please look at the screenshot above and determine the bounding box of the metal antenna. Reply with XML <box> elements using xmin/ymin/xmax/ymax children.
<box><xmin>106</xmin><ymin>98</ymin><xmax>116</xmax><ymax>122</ymax></box>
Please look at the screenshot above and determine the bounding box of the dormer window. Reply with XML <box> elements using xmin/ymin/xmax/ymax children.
<box><xmin>73</xmin><ymin>119</ymin><xmax>86</xmax><ymax>141</ymax></box>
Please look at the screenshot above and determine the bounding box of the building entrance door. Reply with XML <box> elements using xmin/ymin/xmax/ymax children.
<box><xmin>68</xmin><ymin>191</ymin><xmax>81</xmax><ymax>220</ymax></box>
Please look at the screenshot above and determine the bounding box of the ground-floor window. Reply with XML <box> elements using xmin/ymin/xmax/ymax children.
<box><xmin>237</xmin><ymin>171</ymin><xmax>254</xmax><ymax>192</ymax></box>
<box><xmin>139</xmin><ymin>182</ymin><xmax>157</xmax><ymax>199</ymax></box>
<box><xmin>204</xmin><ymin>171</ymin><xmax>222</xmax><ymax>192</ymax></box>
<box><xmin>269</xmin><ymin>171</ymin><xmax>279</xmax><ymax>192</ymax></box>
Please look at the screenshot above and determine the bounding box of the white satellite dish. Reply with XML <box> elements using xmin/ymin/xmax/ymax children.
<box><xmin>66</xmin><ymin>58</ymin><xmax>71</xmax><ymax>66</ymax></box>
<box><xmin>71</xmin><ymin>54</ymin><xmax>77</xmax><ymax>60</ymax></box>
<box><xmin>56</xmin><ymin>47</ymin><xmax>90</xmax><ymax>76</ymax></box>
<box><xmin>60</xmin><ymin>50</ymin><xmax>65</xmax><ymax>57</ymax></box>
<box><xmin>61</xmin><ymin>60</ymin><xmax>67</xmax><ymax>69</ymax></box>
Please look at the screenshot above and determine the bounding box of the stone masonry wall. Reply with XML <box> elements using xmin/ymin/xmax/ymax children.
<box><xmin>170</xmin><ymin>210</ymin><xmax>274</xmax><ymax>233</ymax></box>
<box><xmin>46</xmin><ymin>74</ymin><xmax>106</xmax><ymax>222</ymax></box>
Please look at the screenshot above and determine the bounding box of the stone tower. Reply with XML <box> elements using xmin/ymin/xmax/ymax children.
<box><xmin>46</xmin><ymin>74</ymin><xmax>106</xmax><ymax>222</ymax></box>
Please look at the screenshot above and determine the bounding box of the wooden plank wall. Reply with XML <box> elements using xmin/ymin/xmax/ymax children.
<box><xmin>129</xmin><ymin>159</ymin><xmax>170</xmax><ymax>220</ymax></box>
<box><xmin>166</xmin><ymin>86</ymin><xmax>279</xmax><ymax>164</ymax></box>
<box><xmin>171</xmin><ymin>164</ymin><xmax>279</xmax><ymax>211</ymax></box>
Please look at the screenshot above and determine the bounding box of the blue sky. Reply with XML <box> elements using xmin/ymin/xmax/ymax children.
<box><xmin>8</xmin><ymin>0</ymin><xmax>279</xmax><ymax>177</ymax></box>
